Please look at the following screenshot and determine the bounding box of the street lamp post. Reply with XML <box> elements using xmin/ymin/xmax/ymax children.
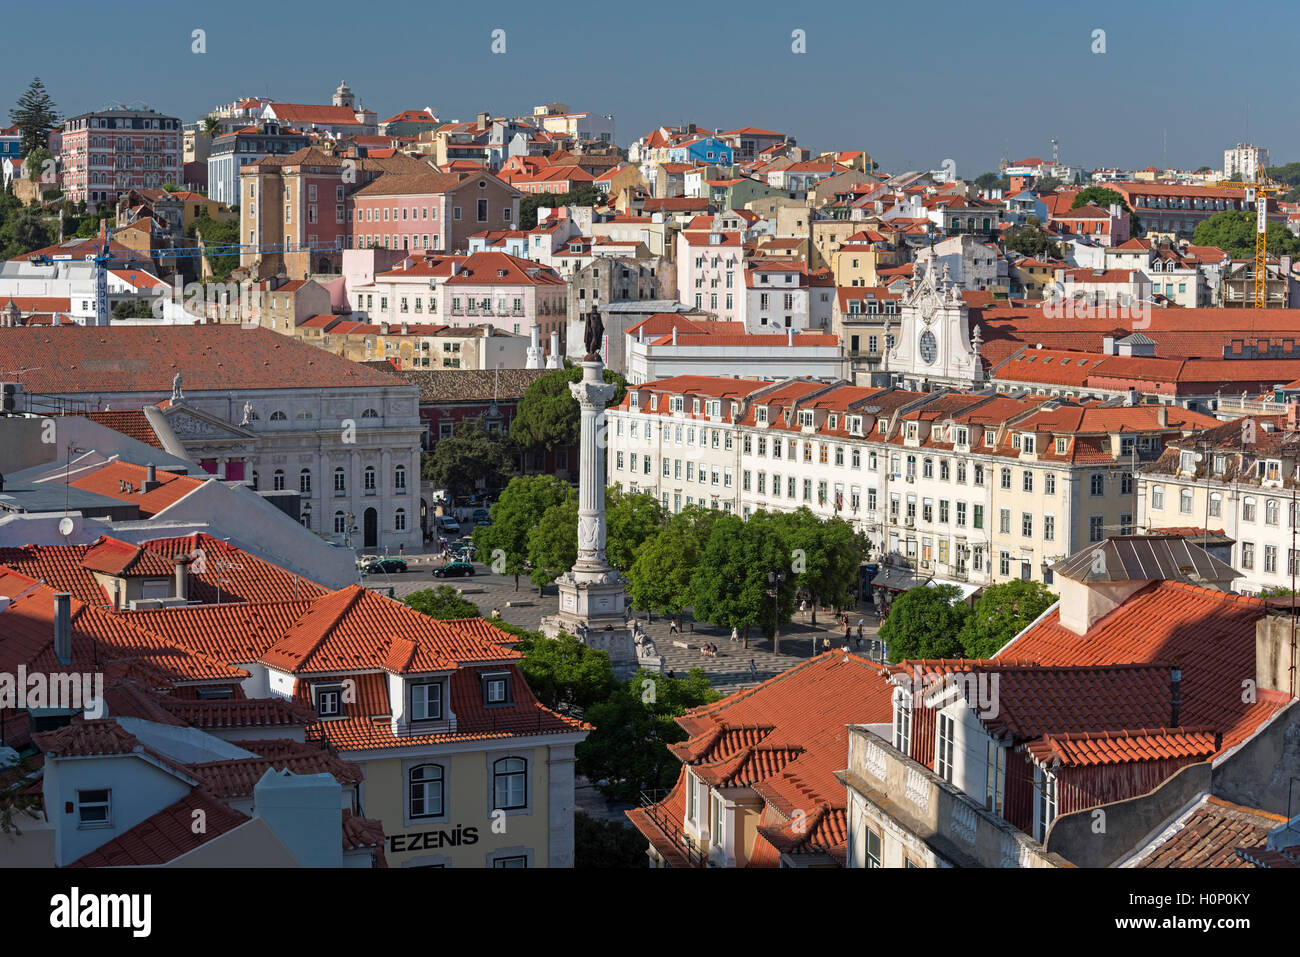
<box><xmin>768</xmin><ymin>569</ymin><xmax>786</xmax><ymax>655</ymax></box>
<box><xmin>344</xmin><ymin>511</ymin><xmax>356</xmax><ymax>550</ymax></box>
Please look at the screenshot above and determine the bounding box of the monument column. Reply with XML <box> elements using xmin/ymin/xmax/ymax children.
<box><xmin>541</xmin><ymin>314</ymin><xmax>648</xmax><ymax>677</ymax></box>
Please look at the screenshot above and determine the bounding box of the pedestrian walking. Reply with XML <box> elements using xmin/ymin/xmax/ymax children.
<box><xmin>799</xmin><ymin>599</ymin><xmax>807</xmax><ymax>617</ymax></box>
<box><xmin>668</xmin><ymin>618</ymin><xmax>678</xmax><ymax>635</ymax></box>
<box><xmin>730</xmin><ymin>626</ymin><xmax>739</xmax><ymax>643</ymax></box>
<box><xmin>749</xmin><ymin>659</ymin><xmax>758</xmax><ymax>679</ymax></box>
<box><xmin>399</xmin><ymin>543</ymin><xmax>405</xmax><ymax>557</ymax></box>
<box><xmin>822</xmin><ymin>636</ymin><xmax>831</xmax><ymax>654</ymax></box>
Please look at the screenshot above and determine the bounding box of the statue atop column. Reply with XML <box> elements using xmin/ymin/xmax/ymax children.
<box><xmin>583</xmin><ymin>310</ymin><xmax>605</xmax><ymax>361</ymax></box>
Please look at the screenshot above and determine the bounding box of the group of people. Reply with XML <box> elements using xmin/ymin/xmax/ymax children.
<box><xmin>700</xmin><ymin>642</ymin><xmax>720</xmax><ymax>658</ymax></box>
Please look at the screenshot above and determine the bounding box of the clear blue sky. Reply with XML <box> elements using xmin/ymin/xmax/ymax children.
<box><xmin>3</xmin><ymin>0</ymin><xmax>1291</xmax><ymax>175</ymax></box>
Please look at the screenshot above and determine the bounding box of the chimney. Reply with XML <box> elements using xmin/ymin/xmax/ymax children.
<box><xmin>401</xmin><ymin>322</ymin><xmax>409</xmax><ymax>334</ymax></box>
<box><xmin>1157</xmin><ymin>405</ymin><xmax>1168</xmax><ymax>427</ymax></box>
<box><xmin>787</xmin><ymin>328</ymin><xmax>794</xmax><ymax>347</ymax></box>
<box><xmin>1125</xmin><ymin>387</ymin><xmax>1138</xmax><ymax>407</ymax></box>
<box><xmin>54</xmin><ymin>592</ymin><xmax>72</xmax><ymax>665</ymax></box>
<box><xmin>1170</xmin><ymin>667</ymin><xmax>1182</xmax><ymax>726</ymax></box>
<box><xmin>672</xmin><ymin>326</ymin><xmax>678</xmax><ymax>345</ymax></box>
<box><xmin>1102</xmin><ymin>335</ymin><xmax>1116</xmax><ymax>355</ymax></box>
<box><xmin>141</xmin><ymin>463</ymin><xmax>160</xmax><ymax>494</ymax></box>
<box><xmin>174</xmin><ymin>554</ymin><xmax>192</xmax><ymax>601</ymax></box>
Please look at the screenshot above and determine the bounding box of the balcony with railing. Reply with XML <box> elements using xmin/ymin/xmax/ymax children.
<box><xmin>637</xmin><ymin>789</ymin><xmax>706</xmax><ymax>867</ymax></box>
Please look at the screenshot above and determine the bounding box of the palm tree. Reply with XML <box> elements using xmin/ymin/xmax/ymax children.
<box><xmin>201</xmin><ymin>116</ymin><xmax>221</xmax><ymax>139</ymax></box>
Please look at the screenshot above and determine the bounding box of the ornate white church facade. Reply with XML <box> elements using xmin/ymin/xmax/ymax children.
<box><xmin>880</xmin><ymin>261</ymin><xmax>986</xmax><ymax>392</ymax></box>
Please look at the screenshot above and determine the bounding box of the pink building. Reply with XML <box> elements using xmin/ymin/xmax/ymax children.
<box><xmin>441</xmin><ymin>251</ymin><xmax>567</xmax><ymax>341</ymax></box>
<box><xmin>60</xmin><ymin>107</ymin><xmax>182</xmax><ymax>207</ymax></box>
<box><xmin>348</xmin><ymin>169</ymin><xmax>521</xmax><ymax>255</ymax></box>
<box><xmin>675</xmin><ymin>228</ymin><xmax>746</xmax><ymax>323</ymax></box>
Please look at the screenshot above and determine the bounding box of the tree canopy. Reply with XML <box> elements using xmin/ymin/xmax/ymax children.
<box><xmin>402</xmin><ymin>585</ymin><xmax>481</xmax><ymax>620</ymax></box>
<box><xmin>577</xmin><ymin>668</ymin><xmax>719</xmax><ymax>802</ymax></box>
<box><xmin>1003</xmin><ymin>223</ymin><xmax>1061</xmax><ymax>260</ymax></box>
<box><xmin>879</xmin><ymin>584</ymin><xmax>969</xmax><ymax>662</ymax></box>
<box><xmin>187</xmin><ymin>214</ymin><xmax>240</xmax><ymax>280</ymax></box>
<box><xmin>518</xmin><ymin>184</ymin><xmax>602</xmax><ymax>229</ymax></box>
<box><xmin>957</xmin><ymin>579</ymin><xmax>1055</xmax><ymax>659</ymax></box>
<box><xmin>526</xmin><ymin>497</ymin><xmax>579</xmax><ymax>590</ymax></box>
<box><xmin>472</xmin><ymin>474</ymin><xmax>574</xmax><ymax>588</ymax></box>
<box><xmin>512</xmin><ymin>631</ymin><xmax>614</xmax><ymax>713</ymax></box>
<box><xmin>421</xmin><ymin>420</ymin><xmax>514</xmax><ymax>501</ymax></box>
<box><xmin>626</xmin><ymin>511</ymin><xmax>702</xmax><ymax>623</ymax></box>
<box><xmin>605</xmin><ymin>487</ymin><xmax>665</xmax><ymax>573</ymax></box>
<box><xmin>9</xmin><ymin>78</ymin><xmax>60</xmax><ymax>157</ymax></box>
<box><xmin>1192</xmin><ymin>210</ymin><xmax>1300</xmax><ymax>260</ymax></box>
<box><xmin>973</xmin><ymin>172</ymin><xmax>1011</xmax><ymax>193</ymax></box>
<box><xmin>510</xmin><ymin>364</ymin><xmax>627</xmax><ymax>455</ymax></box>
<box><xmin>690</xmin><ymin>511</ymin><xmax>794</xmax><ymax>648</ymax></box>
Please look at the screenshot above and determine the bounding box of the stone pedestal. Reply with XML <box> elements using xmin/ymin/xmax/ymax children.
<box><xmin>540</xmin><ymin>361</ymin><xmax>644</xmax><ymax>675</ymax></box>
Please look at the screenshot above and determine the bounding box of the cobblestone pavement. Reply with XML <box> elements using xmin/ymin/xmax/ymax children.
<box><xmin>369</xmin><ymin>552</ymin><xmax>884</xmax><ymax>695</ymax></box>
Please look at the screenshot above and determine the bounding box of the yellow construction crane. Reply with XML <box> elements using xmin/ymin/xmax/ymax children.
<box><xmin>1216</xmin><ymin>173</ymin><xmax>1285</xmax><ymax>308</ymax></box>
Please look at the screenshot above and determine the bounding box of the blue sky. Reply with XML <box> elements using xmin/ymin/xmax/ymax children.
<box><xmin>3</xmin><ymin>0</ymin><xmax>1291</xmax><ymax>175</ymax></box>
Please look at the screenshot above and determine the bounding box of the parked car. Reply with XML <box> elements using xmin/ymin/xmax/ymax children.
<box><xmin>433</xmin><ymin>561</ymin><xmax>475</xmax><ymax>578</ymax></box>
<box><xmin>363</xmin><ymin>558</ymin><xmax>408</xmax><ymax>575</ymax></box>
<box><xmin>436</xmin><ymin>516</ymin><xmax>461</xmax><ymax>536</ymax></box>
<box><xmin>471</xmin><ymin>508</ymin><xmax>490</xmax><ymax>524</ymax></box>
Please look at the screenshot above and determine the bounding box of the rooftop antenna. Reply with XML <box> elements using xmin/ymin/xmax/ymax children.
<box><xmin>1051</xmin><ymin>138</ymin><xmax>1059</xmax><ymax>166</ymax></box>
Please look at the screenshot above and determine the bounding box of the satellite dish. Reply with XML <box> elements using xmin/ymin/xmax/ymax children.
<box><xmin>58</xmin><ymin>516</ymin><xmax>74</xmax><ymax>538</ymax></box>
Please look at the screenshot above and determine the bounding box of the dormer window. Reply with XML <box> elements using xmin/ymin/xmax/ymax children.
<box><xmin>1179</xmin><ymin>450</ymin><xmax>1197</xmax><ymax>473</ymax></box>
<box><xmin>630</xmin><ymin>392</ymin><xmax>641</xmax><ymax>410</ymax></box>
<box><xmin>1214</xmin><ymin>454</ymin><xmax>1226</xmax><ymax>474</ymax></box>
<box><xmin>411</xmin><ymin>681</ymin><xmax>443</xmax><ymax>721</ymax></box>
<box><xmin>985</xmin><ymin>429</ymin><xmax>996</xmax><ymax>446</ymax></box>
<box><xmin>670</xmin><ymin>396</ymin><xmax>684</xmax><ymax>413</ymax></box>
<box><xmin>1012</xmin><ymin>434</ymin><xmax>1022</xmax><ymax>451</ymax></box>
<box><xmin>693</xmin><ymin>398</ymin><xmax>701</xmax><ymax>414</ymax></box>
<box><xmin>650</xmin><ymin>394</ymin><xmax>659</xmax><ymax>410</ymax></box>
<box><xmin>756</xmin><ymin>406</ymin><xmax>768</xmax><ymax>424</ymax></box>
<box><xmin>955</xmin><ymin>426</ymin><xmax>969</xmax><ymax>446</ymax></box>
<box><xmin>313</xmin><ymin>682</ymin><xmax>344</xmax><ymax>718</ymax></box>
<box><xmin>849</xmin><ymin>415</ymin><xmax>863</xmax><ymax>435</ymax></box>
<box><xmin>878</xmin><ymin>420</ymin><xmax>888</xmax><ymax>434</ymax></box>
<box><xmin>730</xmin><ymin>401</ymin><xmax>740</xmax><ymax>420</ymax></box>
<box><xmin>1266</xmin><ymin>460</ymin><xmax>1282</xmax><ymax>482</ymax></box>
<box><xmin>481</xmin><ymin>671</ymin><xmax>511</xmax><ymax>706</ymax></box>
<box><xmin>906</xmin><ymin>423</ymin><xmax>918</xmax><ymax>440</ymax></box>
<box><xmin>828</xmin><ymin>414</ymin><xmax>838</xmax><ymax>430</ymax></box>
<box><xmin>798</xmin><ymin>410</ymin><xmax>815</xmax><ymax>428</ymax></box>
<box><xmin>1056</xmin><ymin>437</ymin><xmax>1068</xmax><ymax>454</ymax></box>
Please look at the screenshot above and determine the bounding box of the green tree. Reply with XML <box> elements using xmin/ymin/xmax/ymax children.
<box><xmin>1033</xmin><ymin>175</ymin><xmax>1063</xmax><ymax>192</ymax></box>
<box><xmin>0</xmin><ymin>207</ymin><xmax>53</xmax><ymax>260</ymax></box>
<box><xmin>518</xmin><ymin>184</ymin><xmax>602</xmax><ymax>229</ymax></box>
<box><xmin>1071</xmin><ymin>186</ymin><xmax>1129</xmax><ymax>213</ymax></box>
<box><xmin>111</xmin><ymin>298</ymin><xmax>154</xmax><ymax>320</ymax></box>
<box><xmin>957</xmin><ymin>579</ymin><xmax>1055</xmax><ymax>659</ymax></box>
<box><xmin>1003</xmin><ymin>223</ymin><xmax>1061</xmax><ymax>260</ymax></box>
<box><xmin>690</xmin><ymin>511</ymin><xmax>794</xmax><ymax>650</ymax></box>
<box><xmin>1257</xmin><ymin>586</ymin><xmax>1296</xmax><ymax>598</ymax></box>
<box><xmin>879</xmin><ymin>584</ymin><xmax>970</xmax><ymax>662</ymax></box>
<box><xmin>974</xmin><ymin>172</ymin><xmax>1010</xmax><ymax>193</ymax></box>
<box><xmin>510</xmin><ymin>364</ymin><xmax>627</xmax><ymax>456</ymax></box>
<box><xmin>421</xmin><ymin>420</ymin><xmax>514</xmax><ymax>500</ymax></box>
<box><xmin>23</xmin><ymin>147</ymin><xmax>53</xmax><ymax>184</ymax></box>
<box><xmin>402</xmin><ymin>585</ymin><xmax>481</xmax><ymax>620</ymax></box>
<box><xmin>605</xmin><ymin>486</ymin><xmax>664</xmax><ymax>573</ymax></box>
<box><xmin>472</xmin><ymin>474</ymin><xmax>574</xmax><ymax>590</ymax></box>
<box><xmin>186</xmin><ymin>213</ymin><xmax>240</xmax><ymax>279</ymax></box>
<box><xmin>1193</xmin><ymin>209</ymin><xmax>1300</xmax><ymax>260</ymax></box>
<box><xmin>9</xmin><ymin>78</ymin><xmax>60</xmax><ymax>157</ymax></box>
<box><xmin>574</xmin><ymin>811</ymin><xmax>646</xmax><ymax>868</ymax></box>
<box><xmin>201</xmin><ymin>115</ymin><xmax>222</xmax><ymax>140</ymax></box>
<box><xmin>773</xmin><ymin>508</ymin><xmax>864</xmax><ymax>626</ymax></box>
<box><xmin>512</xmin><ymin>631</ymin><xmax>614</xmax><ymax>713</ymax></box>
<box><xmin>627</xmin><ymin>513</ymin><xmax>702</xmax><ymax>627</ymax></box>
<box><xmin>526</xmin><ymin>497</ymin><xmax>579</xmax><ymax>591</ymax></box>
<box><xmin>577</xmin><ymin>668</ymin><xmax>719</xmax><ymax>802</ymax></box>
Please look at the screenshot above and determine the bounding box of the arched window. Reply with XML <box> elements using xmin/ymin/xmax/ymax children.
<box><xmin>296</xmin><ymin>409</ymin><xmax>313</xmax><ymax>419</ymax></box>
<box><xmin>334</xmin><ymin>468</ymin><xmax>346</xmax><ymax>494</ymax></box>
<box><xmin>394</xmin><ymin>464</ymin><xmax>407</xmax><ymax>491</ymax></box>
<box><xmin>493</xmin><ymin>757</ymin><xmax>527</xmax><ymax>810</ymax></box>
<box><xmin>395</xmin><ymin>508</ymin><xmax>406</xmax><ymax>531</ymax></box>
<box><xmin>273</xmin><ymin>469</ymin><xmax>285</xmax><ymax>491</ymax></box>
<box><xmin>300</xmin><ymin>469</ymin><xmax>312</xmax><ymax>494</ymax></box>
<box><xmin>333</xmin><ymin>510</ymin><xmax>346</xmax><ymax>533</ymax></box>
<box><xmin>270</xmin><ymin>410</ymin><xmax>287</xmax><ymax>421</ymax></box>
<box><xmin>409</xmin><ymin>764</ymin><xmax>444</xmax><ymax>818</ymax></box>
<box><xmin>361</xmin><ymin>408</ymin><xmax>379</xmax><ymax>419</ymax></box>
<box><xmin>364</xmin><ymin>466</ymin><xmax>377</xmax><ymax>493</ymax></box>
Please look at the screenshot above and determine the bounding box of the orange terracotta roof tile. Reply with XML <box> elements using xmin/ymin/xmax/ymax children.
<box><xmin>69</xmin><ymin>790</ymin><xmax>248</xmax><ymax>867</ymax></box>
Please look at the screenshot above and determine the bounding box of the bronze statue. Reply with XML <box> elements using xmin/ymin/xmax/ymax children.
<box><xmin>583</xmin><ymin>310</ymin><xmax>604</xmax><ymax>361</ymax></box>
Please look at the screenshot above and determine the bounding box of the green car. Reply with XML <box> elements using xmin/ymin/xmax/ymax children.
<box><xmin>433</xmin><ymin>561</ymin><xmax>475</xmax><ymax>578</ymax></box>
<box><xmin>363</xmin><ymin>558</ymin><xmax>407</xmax><ymax>574</ymax></box>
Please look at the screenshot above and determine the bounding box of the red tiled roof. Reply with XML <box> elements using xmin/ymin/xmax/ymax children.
<box><xmin>69</xmin><ymin>790</ymin><xmax>248</xmax><ymax>867</ymax></box>
<box><xmin>188</xmin><ymin>749</ymin><xmax>363</xmax><ymax>798</ymax></box>
<box><xmin>159</xmin><ymin>695</ymin><xmax>316</xmax><ymax>730</ymax></box>
<box><xmin>1134</xmin><ymin>796</ymin><xmax>1289</xmax><ymax>868</ymax></box>
<box><xmin>1023</xmin><ymin>727</ymin><xmax>1220</xmax><ymax>767</ymax></box>
<box><xmin>34</xmin><ymin>718</ymin><xmax>139</xmax><ymax>758</ymax></box>
<box><xmin>68</xmin><ymin>462</ymin><xmax>203</xmax><ymax>517</ymax></box>
<box><xmin>0</xmin><ymin>326</ymin><xmax>403</xmax><ymax>395</ymax></box>
<box><xmin>81</xmin><ymin>537</ymin><xmax>176</xmax><ymax>577</ymax></box>
<box><xmin>57</xmin><ymin>410</ymin><xmax>164</xmax><ymax>449</ymax></box>
<box><xmin>1000</xmin><ymin>581</ymin><xmax>1291</xmax><ymax>752</ymax></box>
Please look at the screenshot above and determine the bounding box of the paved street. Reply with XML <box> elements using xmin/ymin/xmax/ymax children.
<box><xmin>365</xmin><ymin>549</ymin><xmax>884</xmax><ymax>695</ymax></box>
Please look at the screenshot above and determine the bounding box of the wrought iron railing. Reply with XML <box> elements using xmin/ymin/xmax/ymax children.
<box><xmin>639</xmin><ymin>789</ymin><xmax>706</xmax><ymax>866</ymax></box>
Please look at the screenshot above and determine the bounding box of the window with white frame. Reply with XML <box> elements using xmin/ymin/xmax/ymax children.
<box><xmin>936</xmin><ymin>713</ymin><xmax>955</xmax><ymax>782</ymax></box>
<box><xmin>411</xmin><ymin>681</ymin><xmax>442</xmax><ymax>721</ymax></box>
<box><xmin>493</xmin><ymin>757</ymin><xmax>528</xmax><ymax>810</ymax></box>
<box><xmin>77</xmin><ymin>789</ymin><xmax>112</xmax><ymax>827</ymax></box>
<box><xmin>408</xmin><ymin>764</ymin><xmax>444</xmax><ymax>819</ymax></box>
